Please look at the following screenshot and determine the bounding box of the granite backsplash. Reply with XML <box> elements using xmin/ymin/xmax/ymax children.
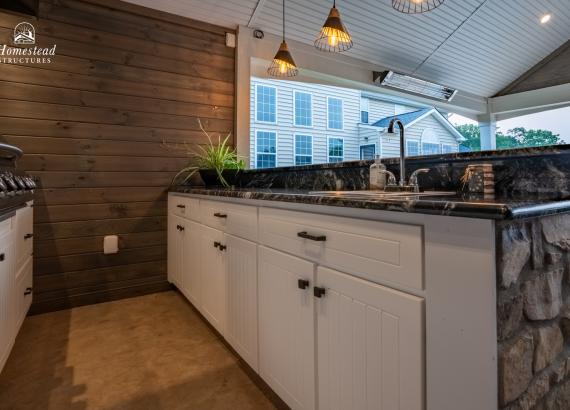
<box><xmin>185</xmin><ymin>145</ymin><xmax>570</xmax><ymax>200</ymax></box>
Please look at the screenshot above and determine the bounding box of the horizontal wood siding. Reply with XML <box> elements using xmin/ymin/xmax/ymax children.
<box><xmin>0</xmin><ymin>0</ymin><xmax>235</xmax><ymax>314</ymax></box>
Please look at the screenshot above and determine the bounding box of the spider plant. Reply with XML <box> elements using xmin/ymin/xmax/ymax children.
<box><xmin>167</xmin><ymin>120</ymin><xmax>245</xmax><ymax>188</ymax></box>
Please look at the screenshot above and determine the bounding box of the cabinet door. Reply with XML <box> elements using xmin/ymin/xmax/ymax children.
<box><xmin>167</xmin><ymin>213</ymin><xmax>184</xmax><ymax>287</ymax></box>
<box><xmin>225</xmin><ymin>234</ymin><xmax>258</xmax><ymax>371</ymax></box>
<box><xmin>199</xmin><ymin>225</ymin><xmax>226</xmax><ymax>336</ymax></box>
<box><xmin>181</xmin><ymin>221</ymin><xmax>202</xmax><ymax>308</ymax></box>
<box><xmin>0</xmin><ymin>232</ymin><xmax>15</xmax><ymax>372</ymax></box>
<box><xmin>258</xmin><ymin>246</ymin><xmax>315</xmax><ymax>410</ymax></box>
<box><xmin>316</xmin><ymin>266</ymin><xmax>425</xmax><ymax>410</ymax></box>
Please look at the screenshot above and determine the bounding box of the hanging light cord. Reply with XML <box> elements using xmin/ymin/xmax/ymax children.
<box><xmin>282</xmin><ymin>0</ymin><xmax>285</xmax><ymax>41</ymax></box>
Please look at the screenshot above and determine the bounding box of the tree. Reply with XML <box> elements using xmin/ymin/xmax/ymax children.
<box><xmin>454</xmin><ymin>124</ymin><xmax>563</xmax><ymax>151</ymax></box>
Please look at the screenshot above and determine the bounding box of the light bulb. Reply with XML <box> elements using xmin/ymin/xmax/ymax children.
<box><xmin>329</xmin><ymin>32</ymin><xmax>338</xmax><ymax>47</ymax></box>
<box><xmin>279</xmin><ymin>61</ymin><xmax>287</xmax><ymax>74</ymax></box>
<box><xmin>540</xmin><ymin>14</ymin><xmax>551</xmax><ymax>24</ymax></box>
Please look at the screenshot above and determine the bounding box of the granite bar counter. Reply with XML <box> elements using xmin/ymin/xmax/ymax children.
<box><xmin>170</xmin><ymin>186</ymin><xmax>570</xmax><ymax>220</ymax></box>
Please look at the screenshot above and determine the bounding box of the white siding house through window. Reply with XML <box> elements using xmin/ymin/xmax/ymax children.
<box><xmin>249</xmin><ymin>78</ymin><xmax>462</xmax><ymax>168</ymax></box>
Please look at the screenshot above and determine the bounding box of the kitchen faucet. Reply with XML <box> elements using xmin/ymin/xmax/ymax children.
<box><xmin>382</xmin><ymin>118</ymin><xmax>430</xmax><ymax>192</ymax></box>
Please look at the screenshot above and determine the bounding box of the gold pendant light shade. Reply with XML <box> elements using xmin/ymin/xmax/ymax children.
<box><xmin>392</xmin><ymin>0</ymin><xmax>444</xmax><ymax>14</ymax></box>
<box><xmin>315</xmin><ymin>4</ymin><xmax>353</xmax><ymax>52</ymax></box>
<box><xmin>268</xmin><ymin>41</ymin><xmax>299</xmax><ymax>77</ymax></box>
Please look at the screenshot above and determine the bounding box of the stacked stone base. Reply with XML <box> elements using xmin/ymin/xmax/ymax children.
<box><xmin>497</xmin><ymin>214</ymin><xmax>570</xmax><ymax>409</ymax></box>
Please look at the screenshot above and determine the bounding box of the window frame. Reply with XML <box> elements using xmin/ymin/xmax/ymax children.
<box><xmin>327</xmin><ymin>136</ymin><xmax>345</xmax><ymax>163</ymax></box>
<box><xmin>255</xmin><ymin>84</ymin><xmax>277</xmax><ymax>124</ymax></box>
<box><xmin>360</xmin><ymin>98</ymin><xmax>370</xmax><ymax>124</ymax></box>
<box><xmin>422</xmin><ymin>142</ymin><xmax>441</xmax><ymax>155</ymax></box>
<box><xmin>293</xmin><ymin>91</ymin><xmax>313</xmax><ymax>128</ymax></box>
<box><xmin>406</xmin><ymin>140</ymin><xmax>420</xmax><ymax>156</ymax></box>
<box><xmin>294</xmin><ymin>133</ymin><xmax>313</xmax><ymax>166</ymax></box>
<box><xmin>441</xmin><ymin>143</ymin><xmax>456</xmax><ymax>154</ymax></box>
<box><xmin>360</xmin><ymin>144</ymin><xmax>376</xmax><ymax>160</ymax></box>
<box><xmin>327</xmin><ymin>96</ymin><xmax>345</xmax><ymax>131</ymax></box>
<box><xmin>255</xmin><ymin>130</ymin><xmax>278</xmax><ymax>169</ymax></box>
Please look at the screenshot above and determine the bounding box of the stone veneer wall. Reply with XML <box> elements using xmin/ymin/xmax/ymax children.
<box><xmin>497</xmin><ymin>213</ymin><xmax>570</xmax><ymax>409</ymax></box>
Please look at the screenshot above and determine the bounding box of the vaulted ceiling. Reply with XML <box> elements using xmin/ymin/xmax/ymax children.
<box><xmin>123</xmin><ymin>0</ymin><xmax>570</xmax><ymax>98</ymax></box>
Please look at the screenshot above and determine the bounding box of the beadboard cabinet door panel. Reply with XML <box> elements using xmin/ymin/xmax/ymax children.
<box><xmin>167</xmin><ymin>213</ymin><xmax>185</xmax><ymax>288</ymax></box>
<box><xmin>225</xmin><ymin>235</ymin><xmax>258</xmax><ymax>371</ymax></box>
<box><xmin>316</xmin><ymin>266</ymin><xmax>425</xmax><ymax>410</ymax></box>
<box><xmin>0</xmin><ymin>225</ymin><xmax>15</xmax><ymax>373</ymax></box>
<box><xmin>199</xmin><ymin>225</ymin><xmax>227</xmax><ymax>336</ymax></box>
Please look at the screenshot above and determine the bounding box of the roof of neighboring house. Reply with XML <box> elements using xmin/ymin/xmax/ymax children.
<box><xmin>370</xmin><ymin>108</ymin><xmax>432</xmax><ymax>128</ymax></box>
<box><xmin>368</xmin><ymin>108</ymin><xmax>465</xmax><ymax>142</ymax></box>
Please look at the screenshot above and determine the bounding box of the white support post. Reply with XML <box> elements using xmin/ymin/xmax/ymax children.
<box><xmin>477</xmin><ymin>113</ymin><xmax>497</xmax><ymax>150</ymax></box>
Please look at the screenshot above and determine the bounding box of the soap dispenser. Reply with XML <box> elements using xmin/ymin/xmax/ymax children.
<box><xmin>369</xmin><ymin>154</ymin><xmax>386</xmax><ymax>190</ymax></box>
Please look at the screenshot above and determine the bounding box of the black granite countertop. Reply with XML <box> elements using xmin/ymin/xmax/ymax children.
<box><xmin>170</xmin><ymin>186</ymin><xmax>570</xmax><ymax>220</ymax></box>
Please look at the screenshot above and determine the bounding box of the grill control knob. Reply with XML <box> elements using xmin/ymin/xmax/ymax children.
<box><xmin>14</xmin><ymin>176</ymin><xmax>27</xmax><ymax>190</ymax></box>
<box><xmin>2</xmin><ymin>175</ymin><xmax>18</xmax><ymax>191</ymax></box>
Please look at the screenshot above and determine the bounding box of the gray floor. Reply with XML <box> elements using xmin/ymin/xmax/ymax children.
<box><xmin>0</xmin><ymin>291</ymin><xmax>276</xmax><ymax>410</ymax></box>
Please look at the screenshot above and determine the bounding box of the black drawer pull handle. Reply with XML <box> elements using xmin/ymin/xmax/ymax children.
<box><xmin>214</xmin><ymin>241</ymin><xmax>220</xmax><ymax>248</ymax></box>
<box><xmin>314</xmin><ymin>287</ymin><xmax>326</xmax><ymax>298</ymax></box>
<box><xmin>297</xmin><ymin>231</ymin><xmax>327</xmax><ymax>242</ymax></box>
<box><xmin>0</xmin><ymin>253</ymin><xmax>4</xmax><ymax>262</ymax></box>
<box><xmin>176</xmin><ymin>225</ymin><xmax>185</xmax><ymax>231</ymax></box>
<box><xmin>24</xmin><ymin>287</ymin><xmax>32</xmax><ymax>296</ymax></box>
<box><xmin>298</xmin><ymin>279</ymin><xmax>310</xmax><ymax>290</ymax></box>
<box><xmin>218</xmin><ymin>244</ymin><xmax>227</xmax><ymax>251</ymax></box>
<box><xmin>214</xmin><ymin>213</ymin><xmax>228</xmax><ymax>218</ymax></box>
<box><xmin>24</xmin><ymin>233</ymin><xmax>33</xmax><ymax>240</ymax></box>
<box><xmin>176</xmin><ymin>204</ymin><xmax>186</xmax><ymax>209</ymax></box>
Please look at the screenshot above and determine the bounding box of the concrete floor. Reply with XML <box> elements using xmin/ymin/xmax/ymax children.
<box><xmin>0</xmin><ymin>291</ymin><xmax>277</xmax><ymax>410</ymax></box>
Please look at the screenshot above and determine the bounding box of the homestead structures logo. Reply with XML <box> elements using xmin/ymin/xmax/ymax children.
<box><xmin>0</xmin><ymin>22</ymin><xmax>56</xmax><ymax>64</ymax></box>
<box><xmin>13</xmin><ymin>22</ymin><xmax>35</xmax><ymax>44</ymax></box>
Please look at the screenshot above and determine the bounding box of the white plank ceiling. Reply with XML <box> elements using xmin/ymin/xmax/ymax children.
<box><xmin>123</xmin><ymin>0</ymin><xmax>570</xmax><ymax>97</ymax></box>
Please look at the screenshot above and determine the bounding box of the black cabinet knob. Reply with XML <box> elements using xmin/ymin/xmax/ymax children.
<box><xmin>218</xmin><ymin>244</ymin><xmax>227</xmax><ymax>251</ymax></box>
<box><xmin>24</xmin><ymin>233</ymin><xmax>33</xmax><ymax>240</ymax></box>
<box><xmin>176</xmin><ymin>225</ymin><xmax>185</xmax><ymax>231</ymax></box>
<box><xmin>298</xmin><ymin>279</ymin><xmax>310</xmax><ymax>290</ymax></box>
<box><xmin>297</xmin><ymin>231</ymin><xmax>327</xmax><ymax>242</ymax></box>
<box><xmin>214</xmin><ymin>241</ymin><xmax>220</xmax><ymax>248</ymax></box>
<box><xmin>0</xmin><ymin>253</ymin><xmax>4</xmax><ymax>262</ymax></box>
<box><xmin>314</xmin><ymin>287</ymin><xmax>326</xmax><ymax>298</ymax></box>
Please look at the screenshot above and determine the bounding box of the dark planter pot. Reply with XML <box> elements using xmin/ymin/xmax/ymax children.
<box><xmin>199</xmin><ymin>169</ymin><xmax>240</xmax><ymax>187</ymax></box>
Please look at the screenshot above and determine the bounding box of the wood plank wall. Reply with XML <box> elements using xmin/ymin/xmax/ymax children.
<box><xmin>0</xmin><ymin>0</ymin><xmax>235</xmax><ymax>314</ymax></box>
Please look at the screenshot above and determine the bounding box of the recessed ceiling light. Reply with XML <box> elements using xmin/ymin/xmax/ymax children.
<box><xmin>540</xmin><ymin>13</ymin><xmax>552</xmax><ymax>24</ymax></box>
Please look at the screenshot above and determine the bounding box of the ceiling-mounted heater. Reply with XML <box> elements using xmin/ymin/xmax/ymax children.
<box><xmin>1</xmin><ymin>0</ymin><xmax>39</xmax><ymax>17</ymax></box>
<box><xmin>373</xmin><ymin>70</ymin><xmax>458</xmax><ymax>102</ymax></box>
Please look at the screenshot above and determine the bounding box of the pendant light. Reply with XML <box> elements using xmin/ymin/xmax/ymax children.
<box><xmin>314</xmin><ymin>0</ymin><xmax>353</xmax><ymax>52</ymax></box>
<box><xmin>392</xmin><ymin>0</ymin><xmax>444</xmax><ymax>14</ymax></box>
<box><xmin>268</xmin><ymin>0</ymin><xmax>298</xmax><ymax>77</ymax></box>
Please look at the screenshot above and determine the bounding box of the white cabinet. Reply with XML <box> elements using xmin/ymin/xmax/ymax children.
<box><xmin>316</xmin><ymin>266</ymin><xmax>425</xmax><ymax>410</ymax></box>
<box><xmin>199</xmin><ymin>224</ymin><xmax>227</xmax><ymax>336</ymax></box>
<box><xmin>182</xmin><ymin>221</ymin><xmax>202</xmax><ymax>308</ymax></box>
<box><xmin>225</xmin><ymin>234</ymin><xmax>258</xmax><ymax>371</ymax></box>
<box><xmin>167</xmin><ymin>213</ymin><xmax>185</xmax><ymax>288</ymax></box>
<box><xmin>258</xmin><ymin>246</ymin><xmax>315</xmax><ymax>410</ymax></box>
<box><xmin>0</xmin><ymin>221</ymin><xmax>15</xmax><ymax>372</ymax></box>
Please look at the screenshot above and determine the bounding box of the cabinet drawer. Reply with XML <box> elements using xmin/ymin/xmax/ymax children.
<box><xmin>259</xmin><ymin>208</ymin><xmax>424</xmax><ymax>290</ymax></box>
<box><xmin>200</xmin><ymin>200</ymin><xmax>258</xmax><ymax>242</ymax></box>
<box><xmin>168</xmin><ymin>195</ymin><xmax>199</xmax><ymax>221</ymax></box>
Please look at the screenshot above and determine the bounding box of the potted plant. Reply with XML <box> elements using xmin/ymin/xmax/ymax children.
<box><xmin>167</xmin><ymin>120</ymin><xmax>245</xmax><ymax>188</ymax></box>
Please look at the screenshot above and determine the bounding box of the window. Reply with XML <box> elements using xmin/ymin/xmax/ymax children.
<box><xmin>328</xmin><ymin>97</ymin><xmax>344</xmax><ymax>129</ymax></box>
<box><xmin>328</xmin><ymin>137</ymin><xmax>344</xmax><ymax>162</ymax></box>
<box><xmin>441</xmin><ymin>144</ymin><xmax>455</xmax><ymax>154</ymax></box>
<box><xmin>256</xmin><ymin>85</ymin><xmax>276</xmax><ymax>123</ymax></box>
<box><xmin>360</xmin><ymin>144</ymin><xmax>375</xmax><ymax>160</ymax></box>
<box><xmin>422</xmin><ymin>142</ymin><xmax>441</xmax><ymax>155</ymax></box>
<box><xmin>294</xmin><ymin>92</ymin><xmax>312</xmax><ymax>127</ymax></box>
<box><xmin>360</xmin><ymin>98</ymin><xmax>369</xmax><ymax>124</ymax></box>
<box><xmin>406</xmin><ymin>140</ymin><xmax>420</xmax><ymax>156</ymax></box>
<box><xmin>256</xmin><ymin>131</ymin><xmax>276</xmax><ymax>168</ymax></box>
<box><xmin>295</xmin><ymin>135</ymin><xmax>313</xmax><ymax>165</ymax></box>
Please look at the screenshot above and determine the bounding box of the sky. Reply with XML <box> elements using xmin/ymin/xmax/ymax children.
<box><xmin>449</xmin><ymin>106</ymin><xmax>570</xmax><ymax>143</ymax></box>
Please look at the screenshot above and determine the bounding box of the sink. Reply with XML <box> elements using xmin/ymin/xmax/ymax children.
<box><xmin>307</xmin><ymin>190</ymin><xmax>456</xmax><ymax>199</ymax></box>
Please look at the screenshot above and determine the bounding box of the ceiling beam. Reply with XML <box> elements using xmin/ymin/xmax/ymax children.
<box><xmin>248</xmin><ymin>0</ymin><xmax>267</xmax><ymax>27</ymax></box>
